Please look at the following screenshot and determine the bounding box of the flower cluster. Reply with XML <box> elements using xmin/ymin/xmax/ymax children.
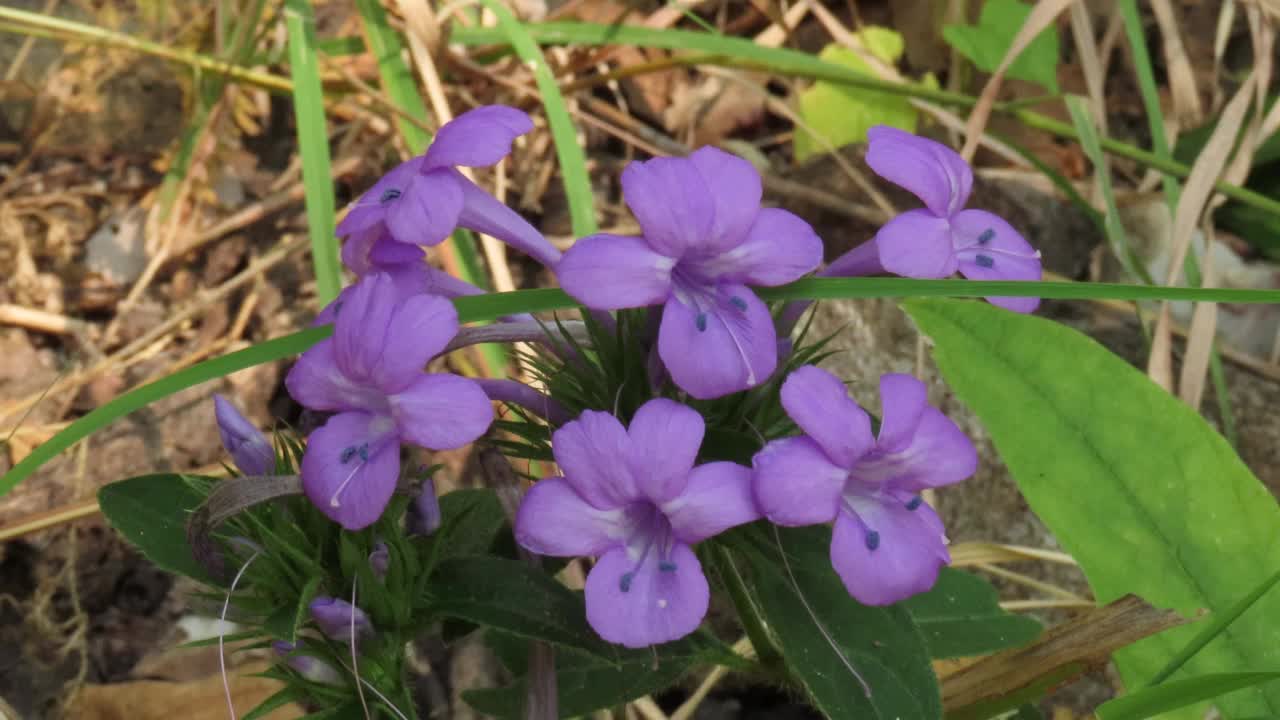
<box><xmin>252</xmin><ymin>107</ymin><xmax>1033</xmax><ymax>651</ymax></box>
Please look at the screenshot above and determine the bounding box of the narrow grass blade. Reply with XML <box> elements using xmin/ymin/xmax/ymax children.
<box><xmin>477</xmin><ymin>2</ymin><xmax>597</xmax><ymax>236</ymax></box>
<box><xmin>284</xmin><ymin>0</ymin><xmax>342</xmax><ymax>304</ymax></box>
<box><xmin>7</xmin><ymin>277</ymin><xmax>1280</xmax><ymax>498</ymax></box>
<box><xmin>1065</xmin><ymin>95</ymin><xmax>1152</xmax><ymax>284</ymax></box>
<box><xmin>1119</xmin><ymin>0</ymin><xmax>1180</xmax><ymax>209</ymax></box>
<box><xmin>1098</xmin><ymin>673</ymin><xmax>1280</xmax><ymax>720</ymax></box>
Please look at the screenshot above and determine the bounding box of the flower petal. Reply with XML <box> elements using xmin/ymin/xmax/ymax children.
<box><xmin>751</xmin><ymin>436</ymin><xmax>845</xmax><ymax>526</ymax></box>
<box><xmin>552</xmin><ymin>410</ymin><xmax>639</xmax><ymax>510</ymax></box>
<box><xmin>866</xmin><ymin>125</ymin><xmax>972</xmax><ymax>217</ymax></box>
<box><xmin>336</xmin><ymin>157</ymin><xmax>425</xmax><ymax>237</ymax></box>
<box><xmin>384</xmin><ymin>169</ymin><xmax>464</xmax><ymax>247</ymax></box>
<box><xmin>875</xmin><ymin>209</ymin><xmax>959</xmax><ymax>278</ymax></box>
<box><xmin>286</xmin><ymin>339</ymin><xmax>384</xmax><ymax>413</ymax></box>
<box><xmin>852</xmin><ymin>408</ymin><xmax>977</xmax><ymax>493</ymax></box>
<box><xmin>780</xmin><ymin>365</ymin><xmax>873</xmax><ymax>468</ymax></box>
<box><xmin>422</xmin><ymin>105</ymin><xmax>534</xmax><ymax>169</ymax></box>
<box><xmin>621</xmin><ymin>155</ymin><xmax>716</xmax><ymax>257</ymax></box>
<box><xmin>585</xmin><ymin>543</ymin><xmax>709</xmax><ymax>648</ymax></box>
<box><xmin>341</xmin><ymin>227</ymin><xmax>425</xmax><ymax>276</ymax></box>
<box><xmin>830</xmin><ymin>498</ymin><xmax>951</xmax><ymax>605</ymax></box>
<box><xmin>657</xmin><ymin>286</ymin><xmax>776</xmax><ymax>400</ymax></box>
<box><xmin>663</xmin><ymin>462</ymin><xmax>759</xmax><ymax>543</ymax></box>
<box><xmin>688</xmin><ymin>146</ymin><xmax>762</xmax><ymax>253</ymax></box>
<box><xmin>623</xmin><ymin>398</ymin><xmax>703</xmax><ymax>502</ymax></box>
<box><xmin>453</xmin><ymin>171</ymin><xmax>561</xmax><ymax>268</ymax></box>
<box><xmin>389</xmin><ymin>373</ymin><xmax>493</xmax><ymax>450</ymax></box>
<box><xmin>333</xmin><ymin>276</ymin><xmax>459</xmax><ymax>392</ymax></box>
<box><xmin>213</xmin><ymin>394</ymin><xmax>274</xmax><ymax>476</ymax></box>
<box><xmin>301</xmin><ymin>412</ymin><xmax>400</xmax><ymax>530</ymax></box>
<box><xmin>951</xmin><ymin>209</ymin><xmax>1042</xmax><ymax>313</ymax></box>
<box><xmin>556</xmin><ymin>234</ymin><xmax>675</xmax><ymax>310</ymax></box>
<box><xmin>690</xmin><ymin>208</ymin><xmax>823</xmax><ymax>286</ymax></box>
<box><xmin>515</xmin><ymin>477</ymin><xmax>626</xmax><ymax>557</ymax></box>
<box><xmin>875</xmin><ymin>373</ymin><xmax>928</xmax><ymax>452</ymax></box>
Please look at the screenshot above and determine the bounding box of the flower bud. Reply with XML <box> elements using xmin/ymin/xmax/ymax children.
<box><xmin>309</xmin><ymin>597</ymin><xmax>374</xmax><ymax>644</ymax></box>
<box><xmin>407</xmin><ymin>478</ymin><xmax>442</xmax><ymax>536</ymax></box>
<box><xmin>272</xmin><ymin>640</ymin><xmax>342</xmax><ymax>685</ymax></box>
<box><xmin>368</xmin><ymin>541</ymin><xmax>390</xmax><ymax>581</ymax></box>
<box><xmin>213</xmin><ymin>394</ymin><xmax>274</xmax><ymax>476</ymax></box>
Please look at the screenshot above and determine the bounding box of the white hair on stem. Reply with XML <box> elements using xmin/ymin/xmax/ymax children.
<box><xmin>220</xmin><ymin>548</ymin><xmax>263</xmax><ymax>720</ymax></box>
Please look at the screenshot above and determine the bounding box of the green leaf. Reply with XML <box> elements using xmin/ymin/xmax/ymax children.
<box><xmin>263</xmin><ymin>575</ymin><xmax>322</xmax><ymax>643</ymax></box>
<box><xmin>242</xmin><ymin>686</ymin><xmax>303</xmax><ymax>720</ymax></box>
<box><xmin>942</xmin><ymin>0</ymin><xmax>1060</xmax><ymax>92</ymax></box>
<box><xmin>742</xmin><ymin>525</ymin><xmax>941</xmax><ymax>719</ymax></box>
<box><xmin>903</xmin><ymin>568</ymin><xmax>1041</xmax><ymax>658</ymax></box>
<box><xmin>97</xmin><ymin>474</ymin><xmax>216</xmax><ymax>584</ymax></box>
<box><xmin>426</xmin><ymin>555</ymin><xmax>619</xmax><ymax>661</ymax></box>
<box><xmin>1098</xmin><ymin>674</ymin><xmax>1280</xmax><ymax>720</ymax></box>
<box><xmin>428</xmin><ymin>489</ymin><xmax>508</xmax><ymax>567</ymax></box>
<box><xmin>284</xmin><ymin>0</ymin><xmax>341</xmax><ymax>304</ymax></box>
<box><xmin>902</xmin><ymin>298</ymin><xmax>1280</xmax><ymax>717</ymax></box>
<box><xmin>794</xmin><ymin>32</ymin><xmax>924</xmax><ymax>162</ymax></box>
<box><xmin>463</xmin><ymin>631</ymin><xmax>714</xmax><ymax>719</ymax></box>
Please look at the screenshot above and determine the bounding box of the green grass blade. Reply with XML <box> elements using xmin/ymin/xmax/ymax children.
<box><xmin>1119</xmin><ymin>0</ymin><xmax>1180</xmax><ymax>210</ymax></box>
<box><xmin>284</xmin><ymin>0</ymin><xmax>341</xmax><ymax>304</ymax></box>
<box><xmin>477</xmin><ymin>2</ymin><xmax>597</xmax><ymax>236</ymax></box>
<box><xmin>1098</xmin><ymin>673</ymin><xmax>1280</xmax><ymax>720</ymax></box>
<box><xmin>8</xmin><ymin>278</ymin><xmax>1280</xmax><ymax>498</ymax></box>
<box><xmin>1065</xmin><ymin>95</ymin><xmax>1152</xmax><ymax>284</ymax></box>
<box><xmin>452</xmin><ymin>21</ymin><xmax>1280</xmax><ymax>221</ymax></box>
<box><xmin>1144</xmin><ymin>565</ymin><xmax>1280</xmax><ymax>689</ymax></box>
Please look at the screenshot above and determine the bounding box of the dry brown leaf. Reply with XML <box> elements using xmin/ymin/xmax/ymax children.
<box><xmin>67</xmin><ymin>661</ymin><xmax>304</xmax><ymax>720</ymax></box>
<box><xmin>939</xmin><ymin>595</ymin><xmax>1190</xmax><ymax>713</ymax></box>
<box><xmin>1179</xmin><ymin>219</ymin><xmax>1220</xmax><ymax>408</ymax></box>
<box><xmin>961</xmin><ymin>0</ymin><xmax>1077</xmax><ymax>161</ymax></box>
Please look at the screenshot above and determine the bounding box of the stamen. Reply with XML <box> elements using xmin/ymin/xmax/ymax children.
<box><xmin>379</xmin><ymin>188</ymin><xmax>402</xmax><ymax>203</ymax></box>
<box><xmin>619</xmin><ymin>572</ymin><xmax>635</xmax><ymax>593</ymax></box>
<box><xmin>340</xmin><ymin>446</ymin><xmax>358</xmax><ymax>464</ymax></box>
<box><xmin>729</xmin><ymin>296</ymin><xmax>748</xmax><ymax>311</ymax></box>
<box><xmin>658</xmin><ymin>561</ymin><xmax>678</xmax><ymax>572</ymax></box>
<box><xmin>975</xmin><ymin>254</ymin><xmax>995</xmax><ymax>268</ymax></box>
<box><xmin>865</xmin><ymin>530</ymin><xmax>881</xmax><ymax>551</ymax></box>
<box><xmin>976</xmin><ymin>228</ymin><xmax>995</xmax><ymax>245</ymax></box>
<box><xmin>905</xmin><ymin>496</ymin><xmax>923</xmax><ymax>511</ymax></box>
<box><xmin>695</xmin><ymin>313</ymin><xmax>708</xmax><ymax>332</ymax></box>
<box><xmin>357</xmin><ymin>443</ymin><xmax>370</xmax><ymax>462</ymax></box>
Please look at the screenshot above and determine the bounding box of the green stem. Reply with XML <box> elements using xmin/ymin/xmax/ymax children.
<box><xmin>714</xmin><ymin>545</ymin><xmax>785</xmax><ymax>670</ymax></box>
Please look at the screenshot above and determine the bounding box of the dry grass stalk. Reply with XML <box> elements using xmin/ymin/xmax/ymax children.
<box><xmin>1149</xmin><ymin>0</ymin><xmax>1204</xmax><ymax>125</ymax></box>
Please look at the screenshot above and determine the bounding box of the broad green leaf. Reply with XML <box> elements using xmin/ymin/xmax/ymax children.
<box><xmin>428</xmin><ymin>489</ymin><xmax>508</xmax><ymax>566</ymax></box>
<box><xmin>1098</xmin><ymin>673</ymin><xmax>1280</xmax><ymax>720</ymax></box>
<box><xmin>794</xmin><ymin>31</ymin><xmax>925</xmax><ymax>162</ymax></box>
<box><xmin>743</xmin><ymin>525</ymin><xmax>941</xmax><ymax>719</ymax></box>
<box><xmin>903</xmin><ymin>568</ymin><xmax>1041</xmax><ymax>658</ymax></box>
<box><xmin>98</xmin><ymin>474</ymin><xmax>216</xmax><ymax>584</ymax></box>
<box><xmin>463</xmin><ymin>631</ymin><xmax>716</xmax><ymax>718</ymax></box>
<box><xmin>941</xmin><ymin>0</ymin><xmax>1060</xmax><ymax>92</ymax></box>
<box><xmin>903</xmin><ymin>298</ymin><xmax>1280</xmax><ymax>718</ymax></box>
<box><xmin>425</xmin><ymin>555</ymin><xmax>619</xmax><ymax>661</ymax></box>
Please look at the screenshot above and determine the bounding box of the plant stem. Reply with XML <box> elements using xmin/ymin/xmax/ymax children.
<box><xmin>714</xmin><ymin>545</ymin><xmax>785</xmax><ymax>671</ymax></box>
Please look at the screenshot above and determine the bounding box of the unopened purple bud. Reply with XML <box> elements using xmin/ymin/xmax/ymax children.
<box><xmin>369</xmin><ymin>541</ymin><xmax>390</xmax><ymax>581</ymax></box>
<box><xmin>213</xmin><ymin>394</ymin><xmax>274</xmax><ymax>476</ymax></box>
<box><xmin>407</xmin><ymin>478</ymin><xmax>442</xmax><ymax>536</ymax></box>
<box><xmin>272</xmin><ymin>640</ymin><xmax>343</xmax><ymax>685</ymax></box>
<box><xmin>309</xmin><ymin>597</ymin><xmax>374</xmax><ymax>643</ymax></box>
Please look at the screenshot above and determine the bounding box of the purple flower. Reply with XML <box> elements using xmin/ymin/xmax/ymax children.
<box><xmin>515</xmin><ymin>399</ymin><xmax>760</xmax><ymax>648</ymax></box>
<box><xmin>863</xmin><ymin>125</ymin><xmax>1042</xmax><ymax>313</ymax></box>
<box><xmin>285</xmin><ymin>273</ymin><xmax>494</xmax><ymax>529</ymax></box>
<box><xmin>273</xmin><ymin>640</ymin><xmax>343</xmax><ymax>685</ymax></box>
<box><xmin>407</xmin><ymin>477</ymin><xmax>442</xmax><ymax>536</ymax></box>
<box><xmin>335</xmin><ymin>105</ymin><xmax>560</xmax><ymax>268</ymax></box>
<box><xmin>309</xmin><ymin>597</ymin><xmax>374</xmax><ymax>644</ymax></box>
<box><xmin>213</xmin><ymin>394</ymin><xmax>274</xmax><ymax>476</ymax></box>
<box><xmin>556</xmin><ymin>147</ymin><xmax>823</xmax><ymax>399</ymax></box>
<box><xmin>751</xmin><ymin>366</ymin><xmax>978</xmax><ymax>605</ymax></box>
